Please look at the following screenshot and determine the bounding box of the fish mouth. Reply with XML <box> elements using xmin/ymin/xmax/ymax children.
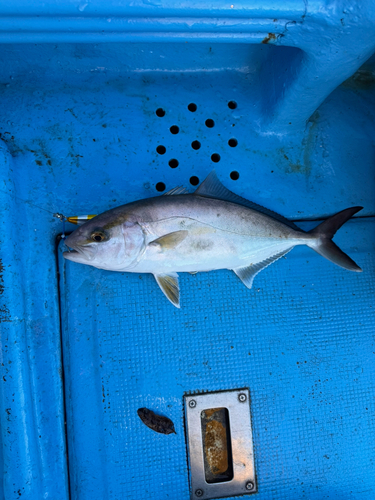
<box><xmin>63</xmin><ymin>244</ymin><xmax>97</xmax><ymax>262</ymax></box>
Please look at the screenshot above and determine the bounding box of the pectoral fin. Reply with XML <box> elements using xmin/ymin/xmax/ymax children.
<box><xmin>154</xmin><ymin>273</ymin><xmax>180</xmax><ymax>308</ymax></box>
<box><xmin>233</xmin><ymin>248</ymin><xmax>292</xmax><ymax>289</ymax></box>
<box><xmin>149</xmin><ymin>230</ymin><xmax>188</xmax><ymax>251</ymax></box>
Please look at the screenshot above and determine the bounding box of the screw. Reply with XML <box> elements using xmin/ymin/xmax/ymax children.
<box><xmin>195</xmin><ymin>489</ymin><xmax>204</xmax><ymax>497</ymax></box>
<box><xmin>246</xmin><ymin>481</ymin><xmax>254</xmax><ymax>491</ymax></box>
<box><xmin>238</xmin><ymin>393</ymin><xmax>247</xmax><ymax>402</ymax></box>
<box><xmin>189</xmin><ymin>400</ymin><xmax>197</xmax><ymax>408</ymax></box>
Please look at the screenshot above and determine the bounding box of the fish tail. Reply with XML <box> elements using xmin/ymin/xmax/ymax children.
<box><xmin>307</xmin><ymin>207</ymin><xmax>363</xmax><ymax>272</ymax></box>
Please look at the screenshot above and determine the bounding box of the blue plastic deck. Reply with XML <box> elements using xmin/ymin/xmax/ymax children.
<box><xmin>59</xmin><ymin>218</ymin><xmax>375</xmax><ymax>500</ymax></box>
<box><xmin>0</xmin><ymin>2</ymin><xmax>375</xmax><ymax>499</ymax></box>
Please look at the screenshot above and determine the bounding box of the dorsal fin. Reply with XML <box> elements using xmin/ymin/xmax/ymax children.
<box><xmin>194</xmin><ymin>171</ymin><xmax>301</xmax><ymax>231</ymax></box>
<box><xmin>163</xmin><ymin>186</ymin><xmax>189</xmax><ymax>196</ymax></box>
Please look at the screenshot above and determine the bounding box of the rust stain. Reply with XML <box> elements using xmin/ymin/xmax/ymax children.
<box><xmin>204</xmin><ymin>408</ymin><xmax>221</xmax><ymax>418</ymax></box>
<box><xmin>262</xmin><ymin>33</ymin><xmax>276</xmax><ymax>44</ymax></box>
<box><xmin>205</xmin><ymin>420</ymin><xmax>229</xmax><ymax>474</ymax></box>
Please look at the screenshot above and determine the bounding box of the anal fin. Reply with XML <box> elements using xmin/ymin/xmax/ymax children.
<box><xmin>154</xmin><ymin>272</ymin><xmax>180</xmax><ymax>308</ymax></box>
<box><xmin>233</xmin><ymin>248</ymin><xmax>293</xmax><ymax>289</ymax></box>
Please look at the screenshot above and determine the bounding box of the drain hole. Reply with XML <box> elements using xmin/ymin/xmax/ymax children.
<box><xmin>192</xmin><ymin>141</ymin><xmax>201</xmax><ymax>150</ymax></box>
<box><xmin>190</xmin><ymin>176</ymin><xmax>199</xmax><ymax>186</ymax></box>
<box><xmin>205</xmin><ymin>119</ymin><xmax>215</xmax><ymax>128</ymax></box>
<box><xmin>188</xmin><ymin>103</ymin><xmax>197</xmax><ymax>112</ymax></box>
<box><xmin>230</xmin><ymin>171</ymin><xmax>239</xmax><ymax>180</ymax></box>
<box><xmin>211</xmin><ymin>153</ymin><xmax>221</xmax><ymax>163</ymax></box>
<box><xmin>228</xmin><ymin>101</ymin><xmax>237</xmax><ymax>110</ymax></box>
<box><xmin>169</xmin><ymin>159</ymin><xmax>179</xmax><ymax>168</ymax></box>
<box><xmin>228</xmin><ymin>138</ymin><xmax>238</xmax><ymax>147</ymax></box>
<box><xmin>170</xmin><ymin>125</ymin><xmax>179</xmax><ymax>134</ymax></box>
<box><xmin>156</xmin><ymin>182</ymin><xmax>166</xmax><ymax>192</ymax></box>
<box><xmin>156</xmin><ymin>108</ymin><xmax>165</xmax><ymax>117</ymax></box>
<box><xmin>156</xmin><ymin>145</ymin><xmax>166</xmax><ymax>155</ymax></box>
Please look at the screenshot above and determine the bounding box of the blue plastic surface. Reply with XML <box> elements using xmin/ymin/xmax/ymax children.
<box><xmin>59</xmin><ymin>218</ymin><xmax>375</xmax><ymax>500</ymax></box>
<box><xmin>0</xmin><ymin>1</ymin><xmax>375</xmax><ymax>499</ymax></box>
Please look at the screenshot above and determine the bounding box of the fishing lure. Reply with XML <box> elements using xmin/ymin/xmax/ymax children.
<box><xmin>66</xmin><ymin>214</ymin><xmax>97</xmax><ymax>225</ymax></box>
<box><xmin>53</xmin><ymin>213</ymin><xmax>97</xmax><ymax>225</ymax></box>
<box><xmin>53</xmin><ymin>213</ymin><xmax>97</xmax><ymax>238</ymax></box>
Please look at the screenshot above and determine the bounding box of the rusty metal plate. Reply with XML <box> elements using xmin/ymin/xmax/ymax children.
<box><xmin>184</xmin><ymin>389</ymin><xmax>256</xmax><ymax>499</ymax></box>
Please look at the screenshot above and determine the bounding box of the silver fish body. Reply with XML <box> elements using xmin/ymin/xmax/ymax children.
<box><xmin>64</xmin><ymin>172</ymin><xmax>362</xmax><ymax>307</ymax></box>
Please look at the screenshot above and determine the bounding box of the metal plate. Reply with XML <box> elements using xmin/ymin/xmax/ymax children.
<box><xmin>185</xmin><ymin>389</ymin><xmax>256</xmax><ymax>499</ymax></box>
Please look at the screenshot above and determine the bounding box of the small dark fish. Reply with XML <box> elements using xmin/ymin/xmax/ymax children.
<box><xmin>137</xmin><ymin>407</ymin><xmax>176</xmax><ymax>435</ymax></box>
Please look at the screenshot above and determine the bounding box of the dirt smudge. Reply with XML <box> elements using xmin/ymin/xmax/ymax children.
<box><xmin>262</xmin><ymin>33</ymin><xmax>277</xmax><ymax>44</ymax></box>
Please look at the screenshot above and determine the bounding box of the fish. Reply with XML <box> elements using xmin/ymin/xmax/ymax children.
<box><xmin>63</xmin><ymin>171</ymin><xmax>362</xmax><ymax>308</ymax></box>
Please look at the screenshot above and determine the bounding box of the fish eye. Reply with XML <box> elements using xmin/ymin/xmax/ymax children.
<box><xmin>91</xmin><ymin>231</ymin><xmax>105</xmax><ymax>242</ymax></box>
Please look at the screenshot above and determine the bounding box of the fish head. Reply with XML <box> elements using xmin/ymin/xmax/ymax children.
<box><xmin>63</xmin><ymin>210</ymin><xmax>144</xmax><ymax>271</ymax></box>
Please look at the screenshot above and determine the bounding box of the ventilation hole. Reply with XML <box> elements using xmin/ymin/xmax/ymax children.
<box><xmin>156</xmin><ymin>108</ymin><xmax>165</xmax><ymax>117</ymax></box>
<box><xmin>169</xmin><ymin>159</ymin><xmax>179</xmax><ymax>168</ymax></box>
<box><xmin>156</xmin><ymin>145</ymin><xmax>166</xmax><ymax>155</ymax></box>
<box><xmin>211</xmin><ymin>153</ymin><xmax>221</xmax><ymax>163</ymax></box>
<box><xmin>188</xmin><ymin>103</ymin><xmax>197</xmax><ymax>112</ymax></box>
<box><xmin>205</xmin><ymin>119</ymin><xmax>215</xmax><ymax>128</ymax></box>
<box><xmin>190</xmin><ymin>176</ymin><xmax>199</xmax><ymax>186</ymax></box>
<box><xmin>230</xmin><ymin>171</ymin><xmax>240</xmax><ymax>180</ymax></box>
<box><xmin>170</xmin><ymin>125</ymin><xmax>179</xmax><ymax>134</ymax></box>
<box><xmin>228</xmin><ymin>101</ymin><xmax>237</xmax><ymax>110</ymax></box>
<box><xmin>191</xmin><ymin>140</ymin><xmax>201</xmax><ymax>150</ymax></box>
<box><xmin>156</xmin><ymin>182</ymin><xmax>166</xmax><ymax>192</ymax></box>
<box><xmin>228</xmin><ymin>138</ymin><xmax>238</xmax><ymax>147</ymax></box>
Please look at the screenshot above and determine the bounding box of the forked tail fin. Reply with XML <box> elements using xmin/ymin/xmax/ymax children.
<box><xmin>307</xmin><ymin>207</ymin><xmax>363</xmax><ymax>272</ymax></box>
